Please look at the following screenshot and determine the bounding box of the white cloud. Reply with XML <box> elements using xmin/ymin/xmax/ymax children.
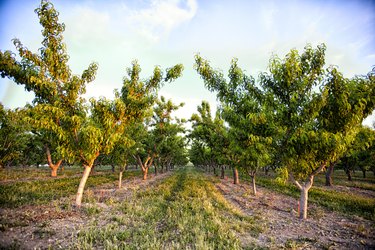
<box><xmin>127</xmin><ymin>0</ymin><xmax>198</xmax><ymax>42</ymax></box>
<box><xmin>260</xmin><ymin>2</ymin><xmax>277</xmax><ymax>31</ymax></box>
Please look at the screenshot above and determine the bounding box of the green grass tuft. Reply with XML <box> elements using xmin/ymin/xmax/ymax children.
<box><xmin>73</xmin><ymin>167</ymin><xmax>262</xmax><ymax>249</ymax></box>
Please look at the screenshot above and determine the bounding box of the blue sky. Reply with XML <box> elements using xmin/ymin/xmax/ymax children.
<box><xmin>1</xmin><ymin>0</ymin><xmax>374</xmax><ymax>126</ymax></box>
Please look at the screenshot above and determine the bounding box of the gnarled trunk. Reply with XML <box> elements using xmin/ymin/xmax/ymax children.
<box><xmin>233</xmin><ymin>167</ymin><xmax>239</xmax><ymax>184</ymax></box>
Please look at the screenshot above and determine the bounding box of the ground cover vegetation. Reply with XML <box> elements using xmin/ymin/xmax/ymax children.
<box><xmin>0</xmin><ymin>0</ymin><xmax>374</xmax><ymax>249</ymax></box>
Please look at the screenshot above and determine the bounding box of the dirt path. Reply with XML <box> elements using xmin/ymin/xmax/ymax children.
<box><xmin>0</xmin><ymin>172</ymin><xmax>171</xmax><ymax>249</ymax></box>
<box><xmin>216</xmin><ymin>177</ymin><xmax>375</xmax><ymax>249</ymax></box>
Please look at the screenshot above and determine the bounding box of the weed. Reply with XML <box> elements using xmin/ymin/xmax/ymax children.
<box><xmin>83</xmin><ymin>204</ymin><xmax>102</xmax><ymax>217</ymax></box>
<box><xmin>33</xmin><ymin>222</ymin><xmax>56</xmax><ymax>238</ymax></box>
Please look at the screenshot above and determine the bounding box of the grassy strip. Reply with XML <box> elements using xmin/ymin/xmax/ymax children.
<box><xmin>0</xmin><ymin>171</ymin><xmax>139</xmax><ymax>208</ymax></box>
<box><xmin>251</xmin><ymin>175</ymin><xmax>375</xmax><ymax>221</ymax></box>
<box><xmin>313</xmin><ymin>170</ymin><xmax>375</xmax><ymax>191</ymax></box>
<box><xmin>73</xmin><ymin>167</ymin><xmax>262</xmax><ymax>249</ymax></box>
<box><xmin>0</xmin><ymin>165</ymin><xmax>117</xmax><ymax>181</ymax></box>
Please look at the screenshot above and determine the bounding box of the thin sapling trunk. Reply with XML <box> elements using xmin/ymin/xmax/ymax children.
<box><xmin>118</xmin><ymin>163</ymin><xmax>127</xmax><ymax>189</ymax></box>
<box><xmin>233</xmin><ymin>167</ymin><xmax>239</xmax><ymax>184</ymax></box>
<box><xmin>251</xmin><ymin>175</ymin><xmax>257</xmax><ymax>196</ymax></box>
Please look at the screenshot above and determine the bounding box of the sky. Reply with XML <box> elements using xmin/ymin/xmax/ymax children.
<box><xmin>0</xmin><ymin>0</ymin><xmax>374</xmax><ymax>127</ymax></box>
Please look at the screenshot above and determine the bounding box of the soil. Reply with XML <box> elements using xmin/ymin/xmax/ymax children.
<box><xmin>0</xmin><ymin>171</ymin><xmax>374</xmax><ymax>249</ymax></box>
<box><xmin>0</xmin><ymin>172</ymin><xmax>171</xmax><ymax>249</ymax></box>
<box><xmin>216</xmin><ymin>176</ymin><xmax>375</xmax><ymax>249</ymax></box>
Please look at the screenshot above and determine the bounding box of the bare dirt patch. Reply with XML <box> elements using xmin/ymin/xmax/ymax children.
<box><xmin>216</xmin><ymin>177</ymin><xmax>375</xmax><ymax>249</ymax></box>
<box><xmin>0</xmin><ymin>172</ymin><xmax>171</xmax><ymax>249</ymax></box>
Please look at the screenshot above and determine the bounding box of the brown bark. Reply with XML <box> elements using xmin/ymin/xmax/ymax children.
<box><xmin>233</xmin><ymin>167</ymin><xmax>239</xmax><ymax>184</ymax></box>
<box><xmin>143</xmin><ymin>167</ymin><xmax>149</xmax><ymax>180</ymax></box>
<box><xmin>362</xmin><ymin>170</ymin><xmax>366</xmax><ymax>179</ymax></box>
<box><xmin>346</xmin><ymin>169</ymin><xmax>352</xmax><ymax>181</ymax></box>
<box><xmin>220</xmin><ymin>166</ymin><xmax>225</xmax><ymax>179</ymax></box>
<box><xmin>46</xmin><ymin>146</ymin><xmax>62</xmax><ymax>177</ymax></box>
<box><xmin>325</xmin><ymin>163</ymin><xmax>335</xmax><ymax>186</ymax></box>
<box><xmin>50</xmin><ymin>166</ymin><xmax>59</xmax><ymax>177</ymax></box>
<box><xmin>135</xmin><ymin>155</ymin><xmax>153</xmax><ymax>181</ymax></box>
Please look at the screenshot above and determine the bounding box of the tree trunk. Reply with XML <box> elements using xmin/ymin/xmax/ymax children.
<box><xmin>291</xmin><ymin>171</ymin><xmax>321</xmax><ymax>220</ymax></box>
<box><xmin>299</xmin><ymin>186</ymin><xmax>310</xmax><ymax>219</ymax></box>
<box><xmin>90</xmin><ymin>164</ymin><xmax>96</xmax><ymax>175</ymax></box>
<box><xmin>292</xmin><ymin>174</ymin><xmax>315</xmax><ymax>220</ymax></box>
<box><xmin>154</xmin><ymin>164</ymin><xmax>158</xmax><ymax>176</ymax></box>
<box><xmin>220</xmin><ymin>166</ymin><xmax>225</xmax><ymax>179</ymax></box>
<box><xmin>118</xmin><ymin>171</ymin><xmax>123</xmax><ymax>189</ymax></box>
<box><xmin>51</xmin><ymin>165</ymin><xmax>59</xmax><ymax>177</ymax></box>
<box><xmin>346</xmin><ymin>170</ymin><xmax>352</xmax><ymax>181</ymax></box>
<box><xmin>362</xmin><ymin>169</ymin><xmax>366</xmax><ymax>178</ymax></box>
<box><xmin>213</xmin><ymin>166</ymin><xmax>216</xmax><ymax>176</ymax></box>
<box><xmin>233</xmin><ymin>167</ymin><xmax>239</xmax><ymax>184</ymax></box>
<box><xmin>143</xmin><ymin>168</ymin><xmax>148</xmax><ymax>180</ymax></box>
<box><xmin>75</xmin><ymin>165</ymin><xmax>92</xmax><ymax>207</ymax></box>
<box><xmin>325</xmin><ymin>163</ymin><xmax>335</xmax><ymax>186</ymax></box>
<box><xmin>251</xmin><ymin>175</ymin><xmax>257</xmax><ymax>196</ymax></box>
<box><xmin>46</xmin><ymin>146</ymin><xmax>62</xmax><ymax>177</ymax></box>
